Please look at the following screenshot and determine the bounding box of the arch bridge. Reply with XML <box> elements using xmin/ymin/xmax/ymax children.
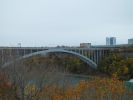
<box><xmin>0</xmin><ymin>47</ymin><xmax>114</xmax><ymax>69</ymax></box>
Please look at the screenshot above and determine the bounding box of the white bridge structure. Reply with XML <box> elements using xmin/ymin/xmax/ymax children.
<box><xmin>0</xmin><ymin>46</ymin><xmax>125</xmax><ymax>69</ymax></box>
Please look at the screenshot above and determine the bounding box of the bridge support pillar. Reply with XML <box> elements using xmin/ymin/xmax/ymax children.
<box><xmin>30</xmin><ymin>49</ymin><xmax>32</xmax><ymax>54</ymax></box>
<box><xmin>88</xmin><ymin>50</ymin><xmax>91</xmax><ymax>58</ymax></box>
<box><xmin>17</xmin><ymin>48</ymin><xmax>19</xmax><ymax>57</ymax></box>
<box><xmin>81</xmin><ymin>49</ymin><xmax>84</xmax><ymax>55</ymax></box>
<box><xmin>9</xmin><ymin>49</ymin><xmax>11</xmax><ymax>57</ymax></box>
<box><xmin>1</xmin><ymin>49</ymin><xmax>4</xmax><ymax>65</ymax></box>
<box><xmin>94</xmin><ymin>50</ymin><xmax>97</xmax><ymax>64</ymax></box>
<box><xmin>96</xmin><ymin>49</ymin><xmax>99</xmax><ymax>64</ymax></box>
<box><xmin>24</xmin><ymin>49</ymin><xmax>26</xmax><ymax>56</ymax></box>
<box><xmin>99</xmin><ymin>50</ymin><xmax>102</xmax><ymax>62</ymax></box>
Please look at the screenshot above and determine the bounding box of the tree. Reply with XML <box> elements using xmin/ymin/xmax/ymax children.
<box><xmin>0</xmin><ymin>72</ymin><xmax>19</xmax><ymax>100</ymax></box>
<box><xmin>99</xmin><ymin>52</ymin><xmax>133</xmax><ymax>80</ymax></box>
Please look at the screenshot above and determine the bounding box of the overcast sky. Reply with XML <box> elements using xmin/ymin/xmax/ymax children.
<box><xmin>0</xmin><ymin>0</ymin><xmax>133</xmax><ymax>47</ymax></box>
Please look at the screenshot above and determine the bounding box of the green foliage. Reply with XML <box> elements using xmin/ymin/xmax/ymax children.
<box><xmin>99</xmin><ymin>52</ymin><xmax>133</xmax><ymax>80</ymax></box>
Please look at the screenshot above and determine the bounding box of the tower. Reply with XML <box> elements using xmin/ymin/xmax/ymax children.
<box><xmin>106</xmin><ymin>37</ymin><xmax>116</xmax><ymax>46</ymax></box>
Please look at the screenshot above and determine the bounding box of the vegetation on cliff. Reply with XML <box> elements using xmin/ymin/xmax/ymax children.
<box><xmin>99</xmin><ymin>46</ymin><xmax>133</xmax><ymax>80</ymax></box>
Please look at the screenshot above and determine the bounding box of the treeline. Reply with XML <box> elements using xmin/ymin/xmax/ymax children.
<box><xmin>98</xmin><ymin>45</ymin><xmax>133</xmax><ymax>80</ymax></box>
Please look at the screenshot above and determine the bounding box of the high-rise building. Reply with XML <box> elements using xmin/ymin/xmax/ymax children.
<box><xmin>128</xmin><ymin>38</ymin><xmax>133</xmax><ymax>44</ymax></box>
<box><xmin>106</xmin><ymin>37</ymin><xmax>116</xmax><ymax>46</ymax></box>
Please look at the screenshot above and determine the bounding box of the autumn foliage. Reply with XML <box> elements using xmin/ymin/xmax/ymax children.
<box><xmin>0</xmin><ymin>71</ymin><xmax>133</xmax><ymax>100</ymax></box>
<box><xmin>33</xmin><ymin>75</ymin><xmax>133</xmax><ymax>100</ymax></box>
<box><xmin>0</xmin><ymin>72</ymin><xmax>19</xmax><ymax>100</ymax></box>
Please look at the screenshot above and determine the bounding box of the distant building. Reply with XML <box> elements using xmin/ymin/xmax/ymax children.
<box><xmin>80</xmin><ymin>43</ymin><xmax>91</xmax><ymax>48</ymax></box>
<box><xmin>106</xmin><ymin>37</ymin><xmax>116</xmax><ymax>46</ymax></box>
<box><xmin>128</xmin><ymin>38</ymin><xmax>133</xmax><ymax>44</ymax></box>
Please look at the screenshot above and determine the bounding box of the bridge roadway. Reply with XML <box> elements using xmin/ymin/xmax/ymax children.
<box><xmin>0</xmin><ymin>46</ymin><xmax>118</xmax><ymax>69</ymax></box>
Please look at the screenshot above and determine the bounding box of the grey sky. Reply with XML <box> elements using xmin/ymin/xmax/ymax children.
<box><xmin>0</xmin><ymin>0</ymin><xmax>133</xmax><ymax>47</ymax></box>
